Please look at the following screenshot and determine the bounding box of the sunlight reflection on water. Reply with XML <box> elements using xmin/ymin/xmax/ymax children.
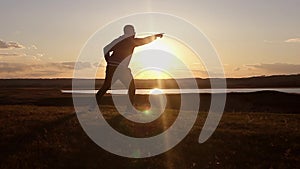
<box><xmin>61</xmin><ymin>88</ymin><xmax>300</xmax><ymax>94</ymax></box>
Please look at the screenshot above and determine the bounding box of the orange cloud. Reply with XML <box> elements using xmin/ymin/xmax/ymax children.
<box><xmin>0</xmin><ymin>40</ymin><xmax>25</xmax><ymax>49</ymax></box>
<box><xmin>284</xmin><ymin>38</ymin><xmax>300</xmax><ymax>43</ymax></box>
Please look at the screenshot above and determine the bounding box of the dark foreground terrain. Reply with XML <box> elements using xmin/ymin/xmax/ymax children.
<box><xmin>0</xmin><ymin>87</ymin><xmax>300</xmax><ymax>168</ymax></box>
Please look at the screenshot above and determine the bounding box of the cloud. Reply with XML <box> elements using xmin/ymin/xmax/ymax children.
<box><xmin>246</xmin><ymin>63</ymin><xmax>300</xmax><ymax>74</ymax></box>
<box><xmin>0</xmin><ymin>53</ymin><xmax>21</xmax><ymax>57</ymax></box>
<box><xmin>0</xmin><ymin>61</ymin><xmax>93</xmax><ymax>78</ymax></box>
<box><xmin>0</xmin><ymin>40</ymin><xmax>25</xmax><ymax>49</ymax></box>
<box><xmin>0</xmin><ymin>62</ymin><xmax>26</xmax><ymax>72</ymax></box>
<box><xmin>234</xmin><ymin>67</ymin><xmax>241</xmax><ymax>71</ymax></box>
<box><xmin>28</xmin><ymin>45</ymin><xmax>38</xmax><ymax>50</ymax></box>
<box><xmin>0</xmin><ymin>52</ymin><xmax>41</xmax><ymax>63</ymax></box>
<box><xmin>0</xmin><ymin>43</ymin><xmax>43</xmax><ymax>62</ymax></box>
<box><xmin>58</xmin><ymin>61</ymin><xmax>92</xmax><ymax>70</ymax></box>
<box><xmin>93</xmin><ymin>62</ymin><xmax>106</xmax><ymax>68</ymax></box>
<box><xmin>285</xmin><ymin>38</ymin><xmax>300</xmax><ymax>43</ymax></box>
<box><xmin>264</xmin><ymin>38</ymin><xmax>300</xmax><ymax>44</ymax></box>
<box><xmin>36</xmin><ymin>53</ymin><xmax>44</xmax><ymax>57</ymax></box>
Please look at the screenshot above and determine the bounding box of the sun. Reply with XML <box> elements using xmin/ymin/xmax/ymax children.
<box><xmin>131</xmin><ymin>36</ymin><xmax>179</xmax><ymax>78</ymax></box>
<box><xmin>133</xmin><ymin>36</ymin><xmax>177</xmax><ymax>69</ymax></box>
<box><xmin>135</xmin><ymin>69</ymin><xmax>172</xmax><ymax>79</ymax></box>
<box><xmin>130</xmin><ymin>35</ymin><xmax>205</xmax><ymax>79</ymax></box>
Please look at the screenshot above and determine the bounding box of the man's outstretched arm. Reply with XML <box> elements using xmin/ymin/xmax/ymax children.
<box><xmin>134</xmin><ymin>33</ymin><xmax>164</xmax><ymax>47</ymax></box>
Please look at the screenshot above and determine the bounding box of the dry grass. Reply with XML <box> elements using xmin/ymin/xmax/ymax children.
<box><xmin>0</xmin><ymin>105</ymin><xmax>299</xmax><ymax>169</ymax></box>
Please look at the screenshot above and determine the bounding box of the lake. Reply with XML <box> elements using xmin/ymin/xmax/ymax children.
<box><xmin>61</xmin><ymin>88</ymin><xmax>300</xmax><ymax>94</ymax></box>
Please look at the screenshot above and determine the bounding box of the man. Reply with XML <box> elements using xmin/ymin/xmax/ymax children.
<box><xmin>96</xmin><ymin>25</ymin><xmax>164</xmax><ymax>106</ymax></box>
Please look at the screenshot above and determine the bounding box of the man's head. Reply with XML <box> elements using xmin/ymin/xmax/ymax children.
<box><xmin>123</xmin><ymin>25</ymin><xmax>136</xmax><ymax>37</ymax></box>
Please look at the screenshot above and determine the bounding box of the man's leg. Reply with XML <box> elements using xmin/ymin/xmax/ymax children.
<box><xmin>96</xmin><ymin>79</ymin><xmax>111</xmax><ymax>102</ymax></box>
<box><xmin>128</xmin><ymin>76</ymin><xmax>136</xmax><ymax>105</ymax></box>
<box><xmin>119</xmin><ymin>68</ymin><xmax>136</xmax><ymax>106</ymax></box>
<box><xmin>96</xmin><ymin>66</ymin><xmax>115</xmax><ymax>103</ymax></box>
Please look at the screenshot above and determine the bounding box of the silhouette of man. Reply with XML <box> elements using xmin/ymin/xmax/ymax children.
<box><xmin>96</xmin><ymin>25</ymin><xmax>163</xmax><ymax>106</ymax></box>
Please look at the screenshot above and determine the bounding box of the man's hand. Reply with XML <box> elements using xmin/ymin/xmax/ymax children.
<box><xmin>155</xmin><ymin>33</ymin><xmax>164</xmax><ymax>39</ymax></box>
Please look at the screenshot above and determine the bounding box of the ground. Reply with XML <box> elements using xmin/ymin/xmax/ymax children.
<box><xmin>1</xmin><ymin>104</ymin><xmax>299</xmax><ymax>169</ymax></box>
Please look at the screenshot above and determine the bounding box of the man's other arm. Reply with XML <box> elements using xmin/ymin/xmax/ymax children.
<box><xmin>103</xmin><ymin>37</ymin><xmax>121</xmax><ymax>62</ymax></box>
<box><xmin>103</xmin><ymin>45</ymin><xmax>111</xmax><ymax>62</ymax></box>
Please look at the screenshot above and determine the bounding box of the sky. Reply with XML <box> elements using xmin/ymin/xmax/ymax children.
<box><xmin>0</xmin><ymin>0</ymin><xmax>300</xmax><ymax>79</ymax></box>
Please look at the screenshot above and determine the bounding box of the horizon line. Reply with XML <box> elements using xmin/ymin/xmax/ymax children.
<box><xmin>0</xmin><ymin>73</ymin><xmax>299</xmax><ymax>80</ymax></box>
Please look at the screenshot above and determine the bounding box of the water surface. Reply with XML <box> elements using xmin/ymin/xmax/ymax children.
<box><xmin>61</xmin><ymin>88</ymin><xmax>300</xmax><ymax>94</ymax></box>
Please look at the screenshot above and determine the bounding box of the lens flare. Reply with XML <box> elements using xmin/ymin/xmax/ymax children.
<box><xmin>149</xmin><ymin>88</ymin><xmax>164</xmax><ymax>95</ymax></box>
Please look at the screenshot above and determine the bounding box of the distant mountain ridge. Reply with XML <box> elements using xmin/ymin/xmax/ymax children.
<box><xmin>0</xmin><ymin>74</ymin><xmax>299</xmax><ymax>89</ymax></box>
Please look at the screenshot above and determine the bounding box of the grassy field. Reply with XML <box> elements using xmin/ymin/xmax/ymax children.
<box><xmin>1</xmin><ymin>104</ymin><xmax>299</xmax><ymax>169</ymax></box>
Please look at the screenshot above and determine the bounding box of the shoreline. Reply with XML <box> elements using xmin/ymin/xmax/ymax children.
<box><xmin>1</xmin><ymin>88</ymin><xmax>299</xmax><ymax>114</ymax></box>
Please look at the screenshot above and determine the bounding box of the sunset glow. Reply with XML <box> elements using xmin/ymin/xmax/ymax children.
<box><xmin>1</xmin><ymin>1</ymin><xmax>300</xmax><ymax>79</ymax></box>
<box><xmin>131</xmin><ymin>36</ymin><xmax>205</xmax><ymax>79</ymax></box>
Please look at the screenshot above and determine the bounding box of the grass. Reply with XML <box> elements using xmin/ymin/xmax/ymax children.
<box><xmin>0</xmin><ymin>105</ymin><xmax>299</xmax><ymax>169</ymax></box>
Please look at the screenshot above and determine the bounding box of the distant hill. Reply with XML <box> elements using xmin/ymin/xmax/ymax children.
<box><xmin>0</xmin><ymin>74</ymin><xmax>299</xmax><ymax>89</ymax></box>
<box><xmin>225</xmin><ymin>74</ymin><xmax>300</xmax><ymax>88</ymax></box>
